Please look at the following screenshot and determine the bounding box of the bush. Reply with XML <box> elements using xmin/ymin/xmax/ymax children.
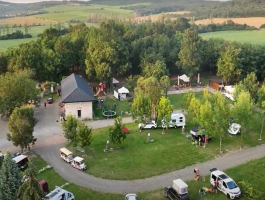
<box><xmin>238</xmin><ymin>180</ymin><xmax>265</xmax><ymax>200</ymax></box>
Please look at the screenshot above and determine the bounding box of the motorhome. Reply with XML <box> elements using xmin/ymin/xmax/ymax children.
<box><xmin>168</xmin><ymin>113</ymin><xmax>185</xmax><ymax>128</ymax></box>
<box><xmin>71</xmin><ymin>156</ymin><xmax>87</xmax><ymax>171</ymax></box>
<box><xmin>44</xmin><ymin>187</ymin><xmax>74</xmax><ymax>200</ymax></box>
<box><xmin>12</xmin><ymin>155</ymin><xmax>28</xmax><ymax>170</ymax></box>
<box><xmin>60</xmin><ymin>148</ymin><xmax>73</xmax><ymax>163</ymax></box>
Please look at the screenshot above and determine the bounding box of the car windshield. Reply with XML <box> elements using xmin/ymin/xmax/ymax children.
<box><xmin>227</xmin><ymin>181</ymin><xmax>237</xmax><ymax>189</ymax></box>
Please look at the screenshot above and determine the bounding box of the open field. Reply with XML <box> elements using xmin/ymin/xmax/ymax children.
<box><xmin>31</xmin><ymin>141</ymin><xmax>265</xmax><ymax>199</ymax></box>
<box><xmin>195</xmin><ymin>17</ymin><xmax>265</xmax><ymax>28</ymax></box>
<box><xmin>0</xmin><ymin>16</ymin><xmax>52</xmax><ymax>26</ymax></box>
<box><xmin>200</xmin><ymin>30</ymin><xmax>265</xmax><ymax>45</ymax></box>
<box><xmin>0</xmin><ymin>25</ymin><xmax>49</xmax><ymax>52</ymax></box>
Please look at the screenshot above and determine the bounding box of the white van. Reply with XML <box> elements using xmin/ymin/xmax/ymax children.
<box><xmin>60</xmin><ymin>148</ymin><xmax>73</xmax><ymax>163</ymax></box>
<box><xmin>168</xmin><ymin>113</ymin><xmax>185</xmax><ymax>128</ymax></box>
<box><xmin>44</xmin><ymin>187</ymin><xmax>74</xmax><ymax>200</ymax></box>
<box><xmin>210</xmin><ymin>168</ymin><xmax>241</xmax><ymax>199</ymax></box>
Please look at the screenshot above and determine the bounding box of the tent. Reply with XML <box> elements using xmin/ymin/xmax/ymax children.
<box><xmin>118</xmin><ymin>87</ymin><xmax>129</xmax><ymax>94</ymax></box>
<box><xmin>178</xmin><ymin>74</ymin><xmax>190</xmax><ymax>84</ymax></box>
<box><xmin>113</xmin><ymin>78</ymin><xmax>119</xmax><ymax>84</ymax></box>
<box><xmin>122</xmin><ymin>127</ymin><xmax>130</xmax><ymax>134</ymax></box>
<box><xmin>114</xmin><ymin>86</ymin><xmax>130</xmax><ymax>99</ymax></box>
<box><xmin>190</xmin><ymin>125</ymin><xmax>200</xmax><ymax>136</ymax></box>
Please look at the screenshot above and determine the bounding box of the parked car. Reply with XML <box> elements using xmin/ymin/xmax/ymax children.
<box><xmin>138</xmin><ymin>121</ymin><xmax>157</xmax><ymax>130</ymax></box>
<box><xmin>164</xmin><ymin>179</ymin><xmax>190</xmax><ymax>200</ymax></box>
<box><xmin>210</xmin><ymin>168</ymin><xmax>241</xmax><ymax>199</ymax></box>
<box><xmin>125</xmin><ymin>194</ymin><xmax>138</xmax><ymax>200</ymax></box>
<box><xmin>47</xmin><ymin>97</ymin><xmax>53</xmax><ymax>104</ymax></box>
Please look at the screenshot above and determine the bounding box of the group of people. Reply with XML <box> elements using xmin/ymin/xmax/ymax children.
<box><xmin>194</xmin><ymin>168</ymin><xmax>218</xmax><ymax>194</ymax></box>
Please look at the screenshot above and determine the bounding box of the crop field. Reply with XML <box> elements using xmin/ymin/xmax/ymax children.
<box><xmin>200</xmin><ymin>30</ymin><xmax>265</xmax><ymax>45</ymax></box>
<box><xmin>0</xmin><ymin>16</ymin><xmax>52</xmax><ymax>26</ymax></box>
<box><xmin>195</xmin><ymin>17</ymin><xmax>265</xmax><ymax>28</ymax></box>
<box><xmin>0</xmin><ymin>25</ymin><xmax>49</xmax><ymax>52</ymax></box>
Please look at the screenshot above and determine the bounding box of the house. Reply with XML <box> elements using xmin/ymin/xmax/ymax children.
<box><xmin>61</xmin><ymin>73</ymin><xmax>95</xmax><ymax>120</ymax></box>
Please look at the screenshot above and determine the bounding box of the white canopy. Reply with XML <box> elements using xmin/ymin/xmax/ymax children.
<box><xmin>179</xmin><ymin>74</ymin><xmax>190</xmax><ymax>82</ymax></box>
<box><xmin>113</xmin><ymin>78</ymin><xmax>119</xmax><ymax>84</ymax></box>
<box><xmin>118</xmin><ymin>87</ymin><xmax>129</xmax><ymax>94</ymax></box>
<box><xmin>224</xmin><ymin>85</ymin><xmax>235</xmax><ymax>94</ymax></box>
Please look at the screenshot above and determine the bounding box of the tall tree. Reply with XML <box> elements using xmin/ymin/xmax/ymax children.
<box><xmin>178</xmin><ymin>28</ymin><xmax>202</xmax><ymax>77</ymax></box>
<box><xmin>131</xmin><ymin>94</ymin><xmax>151</xmax><ymax>122</ymax></box>
<box><xmin>160</xmin><ymin>76</ymin><xmax>170</xmax><ymax>97</ymax></box>
<box><xmin>108</xmin><ymin>117</ymin><xmax>126</xmax><ymax>145</ymax></box>
<box><xmin>141</xmin><ymin>58</ymin><xmax>168</xmax><ymax>80</ymax></box>
<box><xmin>0</xmin><ymin>70</ymin><xmax>37</xmax><ymax>115</ymax></box>
<box><xmin>198</xmin><ymin>100</ymin><xmax>213</xmax><ymax>137</ymax></box>
<box><xmin>182</xmin><ymin>89</ymin><xmax>195</xmax><ymax>110</ymax></box>
<box><xmin>188</xmin><ymin>97</ymin><xmax>201</xmax><ymax>125</ymax></box>
<box><xmin>62</xmin><ymin>115</ymin><xmax>79</xmax><ymax>144</ymax></box>
<box><xmin>17</xmin><ymin>162</ymin><xmax>45</xmax><ymax>200</ymax></box>
<box><xmin>7</xmin><ymin>105</ymin><xmax>36</xmax><ymax>153</ymax></box>
<box><xmin>240</xmin><ymin>72</ymin><xmax>259</xmax><ymax>101</ymax></box>
<box><xmin>257</xmin><ymin>85</ymin><xmax>265</xmax><ymax>108</ymax></box>
<box><xmin>157</xmin><ymin>96</ymin><xmax>173</xmax><ymax>128</ymax></box>
<box><xmin>0</xmin><ymin>152</ymin><xmax>22</xmax><ymax>200</ymax></box>
<box><xmin>217</xmin><ymin>44</ymin><xmax>241</xmax><ymax>84</ymax></box>
<box><xmin>76</xmin><ymin>122</ymin><xmax>92</xmax><ymax>148</ymax></box>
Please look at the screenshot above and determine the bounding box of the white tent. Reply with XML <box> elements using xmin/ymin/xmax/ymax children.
<box><xmin>118</xmin><ymin>87</ymin><xmax>129</xmax><ymax>94</ymax></box>
<box><xmin>224</xmin><ymin>85</ymin><xmax>235</xmax><ymax>101</ymax></box>
<box><xmin>113</xmin><ymin>78</ymin><xmax>119</xmax><ymax>84</ymax></box>
<box><xmin>178</xmin><ymin>74</ymin><xmax>190</xmax><ymax>84</ymax></box>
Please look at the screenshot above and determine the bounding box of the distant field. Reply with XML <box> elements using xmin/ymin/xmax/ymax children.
<box><xmin>195</xmin><ymin>17</ymin><xmax>265</xmax><ymax>28</ymax></box>
<box><xmin>0</xmin><ymin>25</ymin><xmax>49</xmax><ymax>52</ymax></box>
<box><xmin>200</xmin><ymin>30</ymin><xmax>265</xmax><ymax>45</ymax></box>
<box><xmin>35</xmin><ymin>4</ymin><xmax>133</xmax><ymax>22</ymax></box>
<box><xmin>0</xmin><ymin>16</ymin><xmax>52</xmax><ymax>26</ymax></box>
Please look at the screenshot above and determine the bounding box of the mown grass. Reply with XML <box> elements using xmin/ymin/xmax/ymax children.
<box><xmin>168</xmin><ymin>92</ymin><xmax>204</xmax><ymax>109</ymax></box>
<box><xmin>0</xmin><ymin>25</ymin><xmax>49</xmax><ymax>52</ymax></box>
<box><xmin>29</xmin><ymin>152</ymin><xmax>265</xmax><ymax>200</ymax></box>
<box><xmin>199</xmin><ymin>30</ymin><xmax>265</xmax><ymax>45</ymax></box>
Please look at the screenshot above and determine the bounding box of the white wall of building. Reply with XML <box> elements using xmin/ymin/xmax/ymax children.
<box><xmin>65</xmin><ymin>102</ymin><xmax>93</xmax><ymax>119</ymax></box>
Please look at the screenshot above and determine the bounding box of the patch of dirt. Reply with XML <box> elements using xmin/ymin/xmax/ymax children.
<box><xmin>0</xmin><ymin>16</ymin><xmax>52</xmax><ymax>26</ymax></box>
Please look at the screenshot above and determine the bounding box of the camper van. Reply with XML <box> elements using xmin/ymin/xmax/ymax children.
<box><xmin>44</xmin><ymin>187</ymin><xmax>74</xmax><ymax>200</ymax></box>
<box><xmin>60</xmin><ymin>148</ymin><xmax>73</xmax><ymax>163</ymax></box>
<box><xmin>12</xmin><ymin>155</ymin><xmax>28</xmax><ymax>170</ymax></box>
<box><xmin>168</xmin><ymin>113</ymin><xmax>185</xmax><ymax>128</ymax></box>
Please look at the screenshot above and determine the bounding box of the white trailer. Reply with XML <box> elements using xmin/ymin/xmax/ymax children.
<box><xmin>60</xmin><ymin>148</ymin><xmax>73</xmax><ymax>163</ymax></box>
<box><xmin>168</xmin><ymin>113</ymin><xmax>185</xmax><ymax>128</ymax></box>
<box><xmin>71</xmin><ymin>156</ymin><xmax>87</xmax><ymax>171</ymax></box>
<box><xmin>44</xmin><ymin>187</ymin><xmax>74</xmax><ymax>200</ymax></box>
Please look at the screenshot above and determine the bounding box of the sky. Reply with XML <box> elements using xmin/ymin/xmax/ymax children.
<box><xmin>1</xmin><ymin>0</ymin><xmax>90</xmax><ymax>3</ymax></box>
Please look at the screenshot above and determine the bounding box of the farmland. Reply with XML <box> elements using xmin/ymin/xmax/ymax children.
<box><xmin>200</xmin><ymin>29</ymin><xmax>265</xmax><ymax>45</ymax></box>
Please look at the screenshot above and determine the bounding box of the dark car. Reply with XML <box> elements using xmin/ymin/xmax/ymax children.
<box><xmin>47</xmin><ymin>97</ymin><xmax>53</xmax><ymax>104</ymax></box>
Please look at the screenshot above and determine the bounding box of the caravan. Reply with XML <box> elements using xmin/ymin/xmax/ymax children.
<box><xmin>44</xmin><ymin>187</ymin><xmax>74</xmax><ymax>200</ymax></box>
<box><xmin>168</xmin><ymin>113</ymin><xmax>185</xmax><ymax>128</ymax></box>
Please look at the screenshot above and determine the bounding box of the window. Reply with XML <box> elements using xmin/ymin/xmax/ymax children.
<box><xmin>227</xmin><ymin>181</ymin><xmax>237</xmax><ymax>189</ymax></box>
<box><xmin>172</xmin><ymin>119</ymin><xmax>176</xmax><ymax>123</ymax></box>
<box><xmin>223</xmin><ymin>182</ymin><xmax>227</xmax><ymax>188</ymax></box>
<box><xmin>212</xmin><ymin>174</ymin><xmax>217</xmax><ymax>181</ymax></box>
<box><xmin>180</xmin><ymin>117</ymin><xmax>183</xmax><ymax>122</ymax></box>
<box><xmin>77</xmin><ymin>110</ymin><xmax>81</xmax><ymax>118</ymax></box>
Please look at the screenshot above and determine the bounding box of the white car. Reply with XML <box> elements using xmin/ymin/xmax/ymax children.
<box><xmin>138</xmin><ymin>121</ymin><xmax>157</xmax><ymax>130</ymax></box>
<box><xmin>125</xmin><ymin>194</ymin><xmax>138</xmax><ymax>200</ymax></box>
<box><xmin>210</xmin><ymin>168</ymin><xmax>241</xmax><ymax>199</ymax></box>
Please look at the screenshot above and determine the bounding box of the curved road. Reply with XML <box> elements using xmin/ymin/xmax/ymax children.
<box><xmin>1</xmin><ymin>99</ymin><xmax>265</xmax><ymax>194</ymax></box>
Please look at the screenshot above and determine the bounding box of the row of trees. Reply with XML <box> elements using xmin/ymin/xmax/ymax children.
<box><xmin>0</xmin><ymin>152</ymin><xmax>45</xmax><ymax>200</ymax></box>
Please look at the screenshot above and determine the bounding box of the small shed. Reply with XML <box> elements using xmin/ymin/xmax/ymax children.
<box><xmin>209</xmin><ymin>78</ymin><xmax>223</xmax><ymax>90</ymax></box>
<box><xmin>114</xmin><ymin>87</ymin><xmax>129</xmax><ymax>100</ymax></box>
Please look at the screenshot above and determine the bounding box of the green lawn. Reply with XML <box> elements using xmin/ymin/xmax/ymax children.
<box><xmin>29</xmin><ymin>152</ymin><xmax>265</xmax><ymax>200</ymax></box>
<box><xmin>168</xmin><ymin>92</ymin><xmax>204</xmax><ymax>109</ymax></box>
<box><xmin>199</xmin><ymin>30</ymin><xmax>265</xmax><ymax>45</ymax></box>
<box><xmin>0</xmin><ymin>25</ymin><xmax>49</xmax><ymax>52</ymax></box>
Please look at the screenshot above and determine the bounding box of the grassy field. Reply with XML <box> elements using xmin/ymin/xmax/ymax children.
<box><xmin>200</xmin><ymin>30</ymin><xmax>265</xmax><ymax>45</ymax></box>
<box><xmin>0</xmin><ymin>25</ymin><xmax>49</xmax><ymax>52</ymax></box>
<box><xmin>0</xmin><ymin>16</ymin><xmax>52</xmax><ymax>26</ymax></box>
<box><xmin>29</xmin><ymin>152</ymin><xmax>265</xmax><ymax>200</ymax></box>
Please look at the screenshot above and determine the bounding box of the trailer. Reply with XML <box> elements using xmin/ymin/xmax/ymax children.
<box><xmin>12</xmin><ymin>155</ymin><xmax>28</xmax><ymax>171</ymax></box>
<box><xmin>60</xmin><ymin>148</ymin><xmax>73</xmax><ymax>163</ymax></box>
<box><xmin>44</xmin><ymin>187</ymin><xmax>74</xmax><ymax>200</ymax></box>
<box><xmin>165</xmin><ymin>179</ymin><xmax>190</xmax><ymax>200</ymax></box>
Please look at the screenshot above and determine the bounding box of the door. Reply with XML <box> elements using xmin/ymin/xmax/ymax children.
<box><xmin>77</xmin><ymin>110</ymin><xmax>81</xmax><ymax>118</ymax></box>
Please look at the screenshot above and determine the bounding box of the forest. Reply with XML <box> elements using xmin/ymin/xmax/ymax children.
<box><xmin>0</xmin><ymin>17</ymin><xmax>265</xmax><ymax>86</ymax></box>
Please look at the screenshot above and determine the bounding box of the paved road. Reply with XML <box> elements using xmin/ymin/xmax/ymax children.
<box><xmin>1</xmin><ymin>98</ymin><xmax>265</xmax><ymax>194</ymax></box>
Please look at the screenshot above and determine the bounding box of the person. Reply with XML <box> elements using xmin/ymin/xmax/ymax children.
<box><xmin>118</xmin><ymin>93</ymin><xmax>121</xmax><ymax>101</ymax></box>
<box><xmin>60</xmin><ymin>116</ymin><xmax>63</xmax><ymax>122</ymax></box>
<box><xmin>194</xmin><ymin>168</ymin><xmax>200</xmax><ymax>180</ymax></box>
<box><xmin>44</xmin><ymin>102</ymin><xmax>46</xmax><ymax>108</ymax></box>
<box><xmin>213</xmin><ymin>180</ymin><xmax>218</xmax><ymax>193</ymax></box>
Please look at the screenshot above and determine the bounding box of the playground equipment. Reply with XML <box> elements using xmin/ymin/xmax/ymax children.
<box><xmin>95</xmin><ymin>82</ymin><xmax>107</xmax><ymax>96</ymax></box>
<box><xmin>102</xmin><ymin>104</ymin><xmax>117</xmax><ymax>118</ymax></box>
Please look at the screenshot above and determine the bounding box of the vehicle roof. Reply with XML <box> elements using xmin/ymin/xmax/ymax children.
<box><xmin>146</xmin><ymin>120</ymin><xmax>155</xmax><ymax>123</ymax></box>
<box><xmin>45</xmin><ymin>187</ymin><xmax>71</xmax><ymax>199</ymax></box>
<box><xmin>211</xmin><ymin>169</ymin><xmax>225</xmax><ymax>176</ymax></box>
<box><xmin>223</xmin><ymin>177</ymin><xmax>234</xmax><ymax>183</ymax></box>
<box><xmin>171</xmin><ymin>113</ymin><xmax>185</xmax><ymax>117</ymax></box>
<box><xmin>60</xmin><ymin>148</ymin><xmax>73</xmax><ymax>156</ymax></box>
<box><xmin>73</xmin><ymin>156</ymin><xmax>83</xmax><ymax>162</ymax></box>
<box><xmin>125</xmin><ymin>194</ymin><xmax>137</xmax><ymax>200</ymax></box>
<box><xmin>12</xmin><ymin>155</ymin><xmax>27</xmax><ymax>163</ymax></box>
<box><xmin>173</xmin><ymin>179</ymin><xmax>188</xmax><ymax>188</ymax></box>
<box><xmin>211</xmin><ymin>170</ymin><xmax>232</xmax><ymax>180</ymax></box>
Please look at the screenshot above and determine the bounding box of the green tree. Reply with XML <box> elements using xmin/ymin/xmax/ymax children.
<box><xmin>157</xmin><ymin>96</ymin><xmax>173</xmax><ymax>130</ymax></box>
<box><xmin>257</xmin><ymin>85</ymin><xmax>265</xmax><ymax>108</ymax></box>
<box><xmin>7</xmin><ymin>105</ymin><xmax>36</xmax><ymax>153</ymax></box>
<box><xmin>160</xmin><ymin>75</ymin><xmax>170</xmax><ymax>97</ymax></box>
<box><xmin>232</xmin><ymin>91</ymin><xmax>253</xmax><ymax>148</ymax></box>
<box><xmin>198</xmin><ymin>100</ymin><xmax>213</xmax><ymax>137</ymax></box>
<box><xmin>108</xmin><ymin>117</ymin><xmax>126</xmax><ymax>145</ymax></box>
<box><xmin>141</xmin><ymin>57</ymin><xmax>168</xmax><ymax>80</ymax></box>
<box><xmin>240</xmin><ymin>72</ymin><xmax>259</xmax><ymax>101</ymax></box>
<box><xmin>178</xmin><ymin>28</ymin><xmax>202</xmax><ymax>77</ymax></box>
<box><xmin>0</xmin><ymin>70</ymin><xmax>37</xmax><ymax>115</ymax></box>
<box><xmin>76</xmin><ymin>122</ymin><xmax>92</xmax><ymax>148</ymax></box>
<box><xmin>62</xmin><ymin>115</ymin><xmax>79</xmax><ymax>144</ymax></box>
<box><xmin>17</xmin><ymin>162</ymin><xmax>45</xmax><ymax>200</ymax></box>
<box><xmin>131</xmin><ymin>94</ymin><xmax>151</xmax><ymax>122</ymax></box>
<box><xmin>182</xmin><ymin>89</ymin><xmax>195</xmax><ymax>110</ymax></box>
<box><xmin>125</xmin><ymin>75</ymin><xmax>140</xmax><ymax>92</ymax></box>
<box><xmin>188</xmin><ymin>97</ymin><xmax>201</xmax><ymax>125</ymax></box>
<box><xmin>217</xmin><ymin>44</ymin><xmax>241</xmax><ymax>84</ymax></box>
<box><xmin>0</xmin><ymin>152</ymin><xmax>22</xmax><ymax>200</ymax></box>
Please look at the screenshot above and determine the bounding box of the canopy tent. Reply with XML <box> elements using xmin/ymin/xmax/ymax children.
<box><xmin>178</xmin><ymin>74</ymin><xmax>190</xmax><ymax>85</ymax></box>
<box><xmin>224</xmin><ymin>85</ymin><xmax>235</xmax><ymax>94</ymax></box>
<box><xmin>113</xmin><ymin>78</ymin><xmax>119</xmax><ymax>84</ymax></box>
<box><xmin>118</xmin><ymin>87</ymin><xmax>129</xmax><ymax>94</ymax></box>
